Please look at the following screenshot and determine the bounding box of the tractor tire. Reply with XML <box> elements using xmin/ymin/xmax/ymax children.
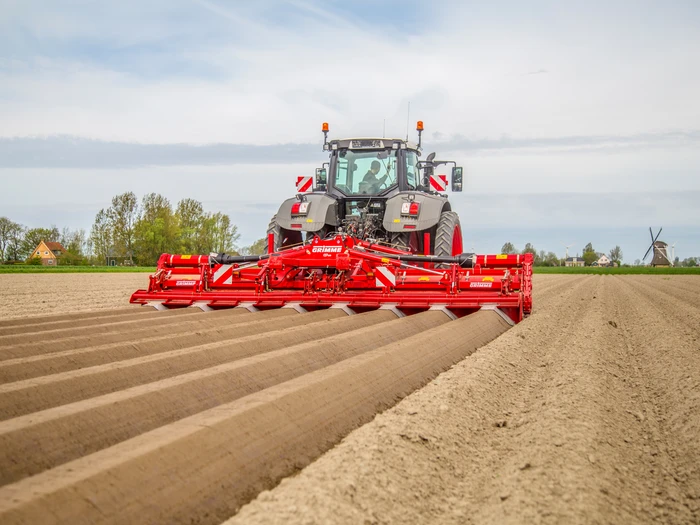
<box><xmin>264</xmin><ymin>216</ymin><xmax>302</xmax><ymax>252</ymax></box>
<box><xmin>306</xmin><ymin>226</ymin><xmax>332</xmax><ymax>243</ymax></box>
<box><xmin>390</xmin><ymin>232</ymin><xmax>420</xmax><ymax>253</ymax></box>
<box><xmin>390</xmin><ymin>232</ymin><xmax>410</xmax><ymax>252</ymax></box>
<box><xmin>434</xmin><ymin>211</ymin><xmax>463</xmax><ymax>258</ymax></box>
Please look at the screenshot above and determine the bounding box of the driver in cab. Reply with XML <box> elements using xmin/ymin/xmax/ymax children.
<box><xmin>362</xmin><ymin>161</ymin><xmax>388</xmax><ymax>192</ymax></box>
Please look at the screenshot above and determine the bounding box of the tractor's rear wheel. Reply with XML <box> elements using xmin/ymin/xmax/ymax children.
<box><xmin>264</xmin><ymin>216</ymin><xmax>302</xmax><ymax>252</ymax></box>
<box><xmin>434</xmin><ymin>211</ymin><xmax>463</xmax><ymax>257</ymax></box>
<box><xmin>390</xmin><ymin>232</ymin><xmax>419</xmax><ymax>253</ymax></box>
<box><xmin>306</xmin><ymin>226</ymin><xmax>332</xmax><ymax>243</ymax></box>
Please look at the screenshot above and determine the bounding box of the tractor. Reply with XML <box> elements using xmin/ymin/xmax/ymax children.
<box><xmin>266</xmin><ymin>121</ymin><xmax>465</xmax><ymax>258</ymax></box>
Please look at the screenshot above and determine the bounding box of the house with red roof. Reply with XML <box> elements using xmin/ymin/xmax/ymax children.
<box><xmin>30</xmin><ymin>240</ymin><xmax>69</xmax><ymax>266</ymax></box>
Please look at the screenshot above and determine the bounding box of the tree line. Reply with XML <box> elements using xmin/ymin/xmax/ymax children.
<box><xmin>89</xmin><ymin>192</ymin><xmax>241</xmax><ymax>265</ymax></box>
<box><xmin>0</xmin><ymin>220</ymin><xmax>87</xmax><ymax>263</ymax></box>
<box><xmin>0</xmin><ymin>192</ymin><xmax>252</xmax><ymax>266</ymax></box>
<box><xmin>501</xmin><ymin>241</ymin><xmax>625</xmax><ymax>267</ymax></box>
<box><xmin>501</xmin><ymin>241</ymin><xmax>698</xmax><ymax>267</ymax></box>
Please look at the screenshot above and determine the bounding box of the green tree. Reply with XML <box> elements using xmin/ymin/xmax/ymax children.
<box><xmin>0</xmin><ymin>217</ymin><xmax>21</xmax><ymax>262</ymax></box>
<box><xmin>200</xmin><ymin>212</ymin><xmax>240</xmax><ymax>254</ymax></box>
<box><xmin>60</xmin><ymin>227</ymin><xmax>87</xmax><ymax>257</ymax></box>
<box><xmin>544</xmin><ymin>251</ymin><xmax>560</xmax><ymax>266</ymax></box>
<box><xmin>534</xmin><ymin>249</ymin><xmax>559</xmax><ymax>266</ymax></box>
<box><xmin>175</xmin><ymin>198</ymin><xmax>205</xmax><ymax>253</ymax></box>
<box><xmin>0</xmin><ymin>218</ymin><xmax>26</xmax><ymax>262</ymax></box>
<box><xmin>522</xmin><ymin>243</ymin><xmax>536</xmax><ymax>254</ymax></box>
<box><xmin>501</xmin><ymin>242</ymin><xmax>516</xmax><ymax>254</ymax></box>
<box><xmin>608</xmin><ymin>245</ymin><xmax>623</xmax><ymax>265</ymax></box>
<box><xmin>5</xmin><ymin>222</ymin><xmax>25</xmax><ymax>262</ymax></box>
<box><xmin>582</xmin><ymin>242</ymin><xmax>597</xmax><ymax>266</ymax></box>
<box><xmin>134</xmin><ymin>193</ymin><xmax>178</xmax><ymax>264</ymax></box>
<box><xmin>106</xmin><ymin>192</ymin><xmax>139</xmax><ymax>262</ymax></box>
<box><xmin>241</xmin><ymin>238</ymin><xmax>267</xmax><ymax>256</ymax></box>
<box><xmin>90</xmin><ymin>209</ymin><xmax>113</xmax><ymax>263</ymax></box>
<box><xmin>536</xmin><ymin>252</ymin><xmax>545</xmax><ymax>266</ymax></box>
<box><xmin>583</xmin><ymin>251</ymin><xmax>598</xmax><ymax>266</ymax></box>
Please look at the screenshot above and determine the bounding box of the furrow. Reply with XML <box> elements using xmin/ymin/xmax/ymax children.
<box><xmin>0</xmin><ymin>309</ymin><xmax>396</xmax><ymax>419</ymax></box>
<box><xmin>0</xmin><ymin>308</ymin><xmax>291</xmax><ymax>362</ymax></box>
<box><xmin>0</xmin><ymin>311</ymin><xmax>451</xmax><ymax>485</ymax></box>
<box><xmin>0</xmin><ymin>307</ymin><xmax>187</xmax><ymax>336</ymax></box>
<box><xmin>229</xmin><ymin>272</ymin><xmax>601</xmax><ymax>524</ymax></box>
<box><xmin>0</xmin><ymin>310</ymin><xmax>297</xmax><ymax>382</ymax></box>
<box><xmin>0</xmin><ymin>307</ymin><xmax>154</xmax><ymax>329</ymax></box>
<box><xmin>0</xmin><ymin>307</ymin><xmax>206</xmax><ymax>343</ymax></box>
<box><xmin>0</xmin><ymin>310</ymin><xmax>510</xmax><ymax>525</ymax></box>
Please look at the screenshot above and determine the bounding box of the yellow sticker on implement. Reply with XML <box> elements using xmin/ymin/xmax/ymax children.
<box><xmin>496</xmin><ymin>254</ymin><xmax>507</xmax><ymax>259</ymax></box>
<box><xmin>393</xmin><ymin>219</ymin><xmax>400</xmax><ymax>223</ymax></box>
<box><xmin>418</xmin><ymin>276</ymin><xmax>430</xmax><ymax>282</ymax></box>
<box><xmin>306</xmin><ymin>219</ymin><xmax>314</xmax><ymax>223</ymax></box>
<box><xmin>482</xmin><ymin>277</ymin><xmax>494</xmax><ymax>282</ymax></box>
<box><xmin>381</xmin><ymin>257</ymin><xmax>390</xmax><ymax>263</ymax></box>
<box><xmin>181</xmin><ymin>255</ymin><xmax>191</xmax><ymax>259</ymax></box>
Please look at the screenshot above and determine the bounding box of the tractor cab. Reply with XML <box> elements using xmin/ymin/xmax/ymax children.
<box><xmin>317</xmin><ymin>122</ymin><xmax>463</xmax><ymax>198</ymax></box>
<box><xmin>323</xmin><ymin>138</ymin><xmax>418</xmax><ymax>197</ymax></box>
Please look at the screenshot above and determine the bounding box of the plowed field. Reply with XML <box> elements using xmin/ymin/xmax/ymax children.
<box><xmin>0</xmin><ymin>274</ymin><xmax>698</xmax><ymax>524</ymax></box>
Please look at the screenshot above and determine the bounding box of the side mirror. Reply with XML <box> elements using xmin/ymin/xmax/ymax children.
<box><xmin>315</xmin><ymin>167</ymin><xmax>327</xmax><ymax>190</ymax></box>
<box><xmin>451</xmin><ymin>167</ymin><xmax>463</xmax><ymax>192</ymax></box>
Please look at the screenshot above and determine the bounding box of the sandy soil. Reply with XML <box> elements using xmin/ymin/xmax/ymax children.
<box><xmin>232</xmin><ymin>274</ymin><xmax>700</xmax><ymax>525</ymax></box>
<box><xmin>0</xmin><ymin>274</ymin><xmax>698</xmax><ymax>524</ymax></box>
<box><xmin>0</xmin><ymin>273</ymin><xmax>146</xmax><ymax>320</ymax></box>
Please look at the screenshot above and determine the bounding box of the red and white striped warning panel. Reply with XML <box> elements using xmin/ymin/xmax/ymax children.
<box><xmin>375</xmin><ymin>266</ymin><xmax>396</xmax><ymax>288</ymax></box>
<box><xmin>296</xmin><ymin>176</ymin><xmax>313</xmax><ymax>193</ymax></box>
<box><xmin>429</xmin><ymin>174</ymin><xmax>448</xmax><ymax>191</ymax></box>
<box><xmin>212</xmin><ymin>264</ymin><xmax>233</xmax><ymax>285</ymax></box>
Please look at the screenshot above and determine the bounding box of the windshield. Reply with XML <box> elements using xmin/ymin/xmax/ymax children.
<box><xmin>334</xmin><ymin>149</ymin><xmax>398</xmax><ymax>196</ymax></box>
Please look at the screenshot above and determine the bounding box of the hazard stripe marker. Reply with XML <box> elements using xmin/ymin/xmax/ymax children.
<box><xmin>212</xmin><ymin>264</ymin><xmax>233</xmax><ymax>285</ymax></box>
<box><xmin>375</xmin><ymin>266</ymin><xmax>396</xmax><ymax>288</ymax></box>
<box><xmin>296</xmin><ymin>176</ymin><xmax>313</xmax><ymax>193</ymax></box>
<box><xmin>429</xmin><ymin>174</ymin><xmax>448</xmax><ymax>191</ymax></box>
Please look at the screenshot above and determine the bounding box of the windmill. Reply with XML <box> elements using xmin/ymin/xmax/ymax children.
<box><xmin>642</xmin><ymin>227</ymin><xmax>672</xmax><ymax>267</ymax></box>
<box><xmin>562</xmin><ymin>243</ymin><xmax>575</xmax><ymax>259</ymax></box>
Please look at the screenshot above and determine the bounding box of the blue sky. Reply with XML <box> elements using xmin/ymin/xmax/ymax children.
<box><xmin>1</xmin><ymin>0</ymin><xmax>699</xmax><ymax>261</ymax></box>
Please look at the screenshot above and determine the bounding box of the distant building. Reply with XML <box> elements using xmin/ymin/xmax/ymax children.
<box><xmin>592</xmin><ymin>254</ymin><xmax>612</xmax><ymax>267</ymax></box>
<box><xmin>651</xmin><ymin>241</ymin><xmax>671</xmax><ymax>267</ymax></box>
<box><xmin>565</xmin><ymin>256</ymin><xmax>585</xmax><ymax>267</ymax></box>
<box><xmin>30</xmin><ymin>240</ymin><xmax>67</xmax><ymax>266</ymax></box>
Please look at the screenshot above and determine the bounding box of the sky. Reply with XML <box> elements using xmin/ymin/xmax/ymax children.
<box><xmin>1</xmin><ymin>0</ymin><xmax>699</xmax><ymax>262</ymax></box>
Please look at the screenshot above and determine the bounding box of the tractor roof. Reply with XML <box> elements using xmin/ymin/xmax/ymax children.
<box><xmin>329</xmin><ymin>138</ymin><xmax>420</xmax><ymax>151</ymax></box>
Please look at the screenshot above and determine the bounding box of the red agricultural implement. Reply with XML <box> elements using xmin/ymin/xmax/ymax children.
<box><xmin>130</xmin><ymin>234</ymin><xmax>533</xmax><ymax>324</ymax></box>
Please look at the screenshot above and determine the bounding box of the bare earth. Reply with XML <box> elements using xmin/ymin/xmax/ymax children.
<box><xmin>0</xmin><ymin>273</ymin><xmax>146</xmax><ymax>320</ymax></box>
<box><xmin>0</xmin><ymin>274</ymin><xmax>698</xmax><ymax>524</ymax></box>
<box><xmin>233</xmin><ymin>275</ymin><xmax>700</xmax><ymax>524</ymax></box>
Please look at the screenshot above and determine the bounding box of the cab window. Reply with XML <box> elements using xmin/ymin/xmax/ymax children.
<box><xmin>406</xmin><ymin>151</ymin><xmax>419</xmax><ymax>190</ymax></box>
<box><xmin>334</xmin><ymin>149</ymin><xmax>397</xmax><ymax>196</ymax></box>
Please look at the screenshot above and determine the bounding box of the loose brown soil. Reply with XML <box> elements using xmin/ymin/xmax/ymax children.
<box><xmin>0</xmin><ymin>273</ymin><xmax>146</xmax><ymax>320</ymax></box>
<box><xmin>231</xmin><ymin>274</ymin><xmax>700</xmax><ymax>525</ymax></box>
<box><xmin>0</xmin><ymin>274</ymin><xmax>698</xmax><ymax>524</ymax></box>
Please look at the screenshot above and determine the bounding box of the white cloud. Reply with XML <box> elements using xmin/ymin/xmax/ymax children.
<box><xmin>3</xmin><ymin>1</ymin><xmax>697</xmax><ymax>144</ymax></box>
